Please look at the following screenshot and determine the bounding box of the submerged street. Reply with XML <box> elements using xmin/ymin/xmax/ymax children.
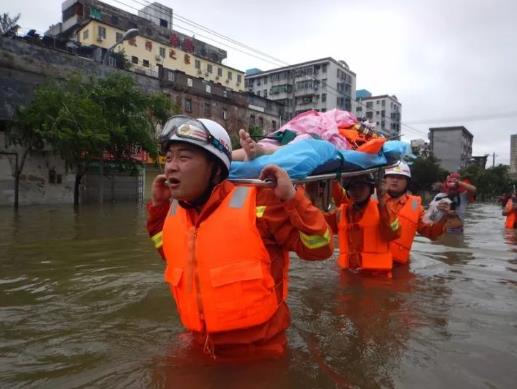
<box><xmin>1</xmin><ymin>202</ymin><xmax>516</xmax><ymax>388</ymax></box>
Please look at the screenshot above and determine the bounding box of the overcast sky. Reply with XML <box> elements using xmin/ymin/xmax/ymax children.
<box><xmin>3</xmin><ymin>0</ymin><xmax>517</xmax><ymax>165</ymax></box>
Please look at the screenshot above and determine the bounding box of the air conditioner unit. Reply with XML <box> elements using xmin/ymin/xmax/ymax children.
<box><xmin>97</xmin><ymin>36</ymin><xmax>104</xmax><ymax>42</ymax></box>
<box><xmin>197</xmin><ymin>69</ymin><xmax>202</xmax><ymax>75</ymax></box>
<box><xmin>204</xmin><ymin>72</ymin><xmax>209</xmax><ymax>77</ymax></box>
<box><xmin>155</xmin><ymin>55</ymin><xmax>162</xmax><ymax>61</ymax></box>
<box><xmin>225</xmin><ymin>79</ymin><xmax>230</xmax><ymax>83</ymax></box>
<box><xmin>215</xmin><ymin>76</ymin><xmax>220</xmax><ymax>80</ymax></box>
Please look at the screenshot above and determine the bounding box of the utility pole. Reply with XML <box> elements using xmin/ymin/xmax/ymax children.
<box><xmin>492</xmin><ymin>152</ymin><xmax>497</xmax><ymax>168</ymax></box>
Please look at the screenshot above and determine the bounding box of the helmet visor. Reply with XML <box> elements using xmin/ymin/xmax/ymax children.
<box><xmin>160</xmin><ymin>115</ymin><xmax>231</xmax><ymax>161</ymax></box>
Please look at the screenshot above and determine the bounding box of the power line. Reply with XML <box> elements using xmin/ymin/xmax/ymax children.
<box><xmin>108</xmin><ymin>0</ymin><xmax>287</xmax><ymax>67</ymax></box>
<box><xmin>107</xmin><ymin>0</ymin><xmax>427</xmax><ymax>137</ymax></box>
<box><xmin>134</xmin><ymin>0</ymin><xmax>290</xmax><ymax>66</ymax></box>
<box><xmin>405</xmin><ymin>110</ymin><xmax>517</xmax><ymax>125</ymax></box>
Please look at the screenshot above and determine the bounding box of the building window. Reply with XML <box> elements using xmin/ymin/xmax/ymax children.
<box><xmin>321</xmin><ymin>93</ymin><xmax>326</xmax><ymax>103</ymax></box>
<box><xmin>366</xmin><ymin>102</ymin><xmax>373</xmax><ymax>108</ymax></box>
<box><xmin>272</xmin><ymin>120</ymin><xmax>277</xmax><ymax>130</ymax></box>
<box><xmin>257</xmin><ymin>91</ymin><xmax>261</xmax><ymax>97</ymax></box>
<box><xmin>206</xmin><ymin>84</ymin><xmax>211</xmax><ymax>93</ymax></box>
<box><xmin>98</xmin><ymin>26</ymin><xmax>106</xmax><ymax>40</ymax></box>
<box><xmin>187</xmin><ymin>78</ymin><xmax>193</xmax><ymax>87</ymax></box>
<box><xmin>264</xmin><ymin>89</ymin><xmax>267</xmax><ymax>98</ymax></box>
<box><xmin>195</xmin><ymin>59</ymin><xmax>201</xmax><ymax>69</ymax></box>
<box><xmin>207</xmin><ymin>64</ymin><xmax>213</xmax><ymax>73</ymax></box>
<box><xmin>228</xmin><ymin>71</ymin><xmax>233</xmax><ymax>80</ymax></box>
<box><xmin>90</xmin><ymin>7</ymin><xmax>102</xmax><ymax>21</ymax></box>
<box><xmin>82</xmin><ymin>29</ymin><xmax>89</xmax><ymax>40</ymax></box>
<box><xmin>356</xmin><ymin>106</ymin><xmax>362</xmax><ymax>112</ymax></box>
<box><xmin>116</xmin><ymin>32</ymin><xmax>123</xmax><ymax>42</ymax></box>
<box><xmin>322</xmin><ymin>64</ymin><xmax>327</xmax><ymax>73</ymax></box>
<box><xmin>237</xmin><ymin>74</ymin><xmax>242</xmax><ymax>83</ymax></box>
<box><xmin>381</xmin><ymin>110</ymin><xmax>385</xmax><ymax>117</ymax></box>
<box><xmin>160</xmin><ymin>18</ymin><xmax>168</xmax><ymax>28</ymax></box>
<box><xmin>169</xmin><ymin>49</ymin><xmax>176</xmax><ymax>59</ymax></box>
<box><xmin>159</xmin><ymin>47</ymin><xmax>166</xmax><ymax>58</ymax></box>
<box><xmin>128</xmin><ymin>37</ymin><xmax>137</xmax><ymax>46</ymax></box>
<box><xmin>185</xmin><ymin>98</ymin><xmax>192</xmax><ymax>113</ymax></box>
<box><xmin>143</xmin><ymin>59</ymin><xmax>149</xmax><ymax>67</ymax></box>
<box><xmin>250</xmin><ymin>114</ymin><xmax>255</xmax><ymax>125</ymax></box>
<box><xmin>167</xmin><ymin>70</ymin><xmax>174</xmax><ymax>81</ymax></box>
<box><xmin>204</xmin><ymin>102</ymin><xmax>211</xmax><ymax>116</ymax></box>
<box><xmin>145</xmin><ymin>41</ymin><xmax>153</xmax><ymax>51</ymax></box>
<box><xmin>258</xmin><ymin>117</ymin><xmax>264</xmax><ymax>128</ymax></box>
<box><xmin>218</xmin><ymin>67</ymin><xmax>223</xmax><ymax>77</ymax></box>
<box><xmin>184</xmin><ymin>54</ymin><xmax>191</xmax><ymax>64</ymax></box>
<box><xmin>382</xmin><ymin>100</ymin><xmax>385</xmax><ymax>107</ymax></box>
<box><xmin>222</xmin><ymin>108</ymin><xmax>228</xmax><ymax>120</ymax></box>
<box><xmin>131</xmin><ymin>56</ymin><xmax>138</xmax><ymax>64</ymax></box>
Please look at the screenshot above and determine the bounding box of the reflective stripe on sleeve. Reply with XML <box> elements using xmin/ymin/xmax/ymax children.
<box><xmin>256</xmin><ymin>206</ymin><xmax>266</xmax><ymax>218</ymax></box>
<box><xmin>151</xmin><ymin>231</ymin><xmax>163</xmax><ymax>248</ymax></box>
<box><xmin>390</xmin><ymin>218</ymin><xmax>400</xmax><ymax>231</ymax></box>
<box><xmin>299</xmin><ymin>228</ymin><xmax>331</xmax><ymax>249</ymax></box>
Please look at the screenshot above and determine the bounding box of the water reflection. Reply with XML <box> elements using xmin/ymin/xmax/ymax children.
<box><xmin>1</xmin><ymin>203</ymin><xmax>517</xmax><ymax>388</ymax></box>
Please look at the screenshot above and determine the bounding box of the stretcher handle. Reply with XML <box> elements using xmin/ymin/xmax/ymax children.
<box><xmin>229</xmin><ymin>163</ymin><xmax>399</xmax><ymax>187</ymax></box>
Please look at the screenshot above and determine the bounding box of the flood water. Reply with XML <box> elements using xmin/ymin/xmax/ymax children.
<box><xmin>1</xmin><ymin>202</ymin><xmax>516</xmax><ymax>388</ymax></box>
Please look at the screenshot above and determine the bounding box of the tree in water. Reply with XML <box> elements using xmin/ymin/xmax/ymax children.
<box><xmin>11</xmin><ymin>73</ymin><xmax>175</xmax><ymax>208</ymax></box>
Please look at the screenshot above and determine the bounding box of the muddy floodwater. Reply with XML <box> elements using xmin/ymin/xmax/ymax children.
<box><xmin>1</xmin><ymin>202</ymin><xmax>516</xmax><ymax>388</ymax></box>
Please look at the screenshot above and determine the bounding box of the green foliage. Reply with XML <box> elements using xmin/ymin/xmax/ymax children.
<box><xmin>112</xmin><ymin>49</ymin><xmax>131</xmax><ymax>71</ymax></box>
<box><xmin>409</xmin><ymin>155</ymin><xmax>448</xmax><ymax>193</ymax></box>
<box><xmin>1</xmin><ymin>12</ymin><xmax>20</xmax><ymax>37</ymax></box>
<box><xmin>460</xmin><ymin>164</ymin><xmax>514</xmax><ymax>200</ymax></box>
<box><xmin>15</xmin><ymin>73</ymin><xmax>172</xmax><ymax>164</ymax></box>
<box><xmin>12</xmin><ymin>72</ymin><xmax>174</xmax><ymax>204</ymax></box>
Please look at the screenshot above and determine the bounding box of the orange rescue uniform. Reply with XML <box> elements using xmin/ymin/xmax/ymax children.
<box><xmin>382</xmin><ymin>193</ymin><xmax>446</xmax><ymax>264</ymax></box>
<box><xmin>332</xmin><ymin>183</ymin><xmax>446</xmax><ymax>264</ymax></box>
<box><xmin>147</xmin><ymin>180</ymin><xmax>333</xmax><ymax>360</ymax></box>
<box><xmin>504</xmin><ymin>199</ymin><xmax>517</xmax><ymax>229</ymax></box>
<box><xmin>325</xmin><ymin>188</ymin><xmax>401</xmax><ymax>272</ymax></box>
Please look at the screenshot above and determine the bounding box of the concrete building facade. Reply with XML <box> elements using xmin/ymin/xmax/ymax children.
<box><xmin>0</xmin><ymin>36</ymin><xmax>283</xmax><ymax>206</ymax></box>
<box><xmin>245</xmin><ymin>57</ymin><xmax>356</xmax><ymax>120</ymax></box>
<box><xmin>47</xmin><ymin>0</ymin><xmax>245</xmax><ymax>91</ymax></box>
<box><xmin>429</xmin><ymin>126</ymin><xmax>473</xmax><ymax>172</ymax></box>
<box><xmin>510</xmin><ymin>134</ymin><xmax>517</xmax><ymax>178</ymax></box>
<box><xmin>355</xmin><ymin>94</ymin><xmax>401</xmax><ymax>138</ymax></box>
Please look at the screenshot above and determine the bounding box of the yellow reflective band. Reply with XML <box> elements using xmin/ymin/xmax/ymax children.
<box><xmin>151</xmin><ymin>231</ymin><xmax>163</xmax><ymax>248</ymax></box>
<box><xmin>391</xmin><ymin>218</ymin><xmax>400</xmax><ymax>231</ymax></box>
<box><xmin>299</xmin><ymin>228</ymin><xmax>331</xmax><ymax>249</ymax></box>
<box><xmin>256</xmin><ymin>206</ymin><xmax>266</xmax><ymax>218</ymax></box>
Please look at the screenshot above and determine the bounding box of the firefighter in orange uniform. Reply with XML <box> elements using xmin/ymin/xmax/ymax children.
<box><xmin>333</xmin><ymin>162</ymin><xmax>452</xmax><ymax>265</ymax></box>
<box><xmin>146</xmin><ymin>115</ymin><xmax>333</xmax><ymax>361</ymax></box>
<box><xmin>325</xmin><ymin>173</ymin><xmax>401</xmax><ymax>274</ymax></box>
<box><xmin>503</xmin><ymin>194</ymin><xmax>517</xmax><ymax>229</ymax></box>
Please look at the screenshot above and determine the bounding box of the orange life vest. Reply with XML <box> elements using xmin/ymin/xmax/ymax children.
<box><xmin>337</xmin><ymin>199</ymin><xmax>392</xmax><ymax>271</ymax></box>
<box><xmin>505</xmin><ymin>199</ymin><xmax>517</xmax><ymax>229</ymax></box>
<box><xmin>390</xmin><ymin>195</ymin><xmax>421</xmax><ymax>264</ymax></box>
<box><xmin>162</xmin><ymin>185</ymin><xmax>285</xmax><ymax>333</ymax></box>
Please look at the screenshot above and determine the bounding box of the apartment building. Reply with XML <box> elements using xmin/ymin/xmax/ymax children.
<box><xmin>245</xmin><ymin>58</ymin><xmax>356</xmax><ymax>120</ymax></box>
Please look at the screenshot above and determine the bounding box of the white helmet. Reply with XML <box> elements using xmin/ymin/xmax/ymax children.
<box><xmin>385</xmin><ymin>161</ymin><xmax>411</xmax><ymax>179</ymax></box>
<box><xmin>160</xmin><ymin>115</ymin><xmax>232</xmax><ymax>177</ymax></box>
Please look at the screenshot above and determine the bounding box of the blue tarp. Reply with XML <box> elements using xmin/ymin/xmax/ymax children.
<box><xmin>229</xmin><ymin>139</ymin><xmax>411</xmax><ymax>180</ymax></box>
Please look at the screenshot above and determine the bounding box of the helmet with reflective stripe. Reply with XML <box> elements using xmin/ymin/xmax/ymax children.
<box><xmin>384</xmin><ymin>161</ymin><xmax>411</xmax><ymax>179</ymax></box>
<box><xmin>160</xmin><ymin>115</ymin><xmax>232</xmax><ymax>177</ymax></box>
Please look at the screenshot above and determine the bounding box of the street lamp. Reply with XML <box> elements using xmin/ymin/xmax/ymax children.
<box><xmin>102</xmin><ymin>28</ymin><xmax>139</xmax><ymax>65</ymax></box>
